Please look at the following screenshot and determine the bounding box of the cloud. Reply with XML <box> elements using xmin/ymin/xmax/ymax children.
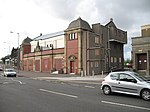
<box><xmin>34</xmin><ymin>0</ymin><xmax>150</xmax><ymax>33</ymax></box>
<box><xmin>33</xmin><ymin>0</ymin><xmax>82</xmax><ymax>20</ymax></box>
<box><xmin>0</xmin><ymin>0</ymin><xmax>150</xmax><ymax>59</ymax></box>
<box><xmin>95</xmin><ymin>0</ymin><xmax>150</xmax><ymax>30</ymax></box>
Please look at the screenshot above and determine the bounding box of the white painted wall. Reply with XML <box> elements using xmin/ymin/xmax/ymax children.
<box><xmin>30</xmin><ymin>35</ymin><xmax>64</xmax><ymax>52</ymax></box>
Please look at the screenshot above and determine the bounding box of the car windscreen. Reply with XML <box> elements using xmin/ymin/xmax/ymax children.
<box><xmin>132</xmin><ymin>72</ymin><xmax>148</xmax><ymax>81</ymax></box>
<box><xmin>5</xmin><ymin>69</ymin><xmax>15</xmax><ymax>72</ymax></box>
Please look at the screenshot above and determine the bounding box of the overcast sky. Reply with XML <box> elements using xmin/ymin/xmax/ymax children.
<box><xmin>0</xmin><ymin>0</ymin><xmax>150</xmax><ymax>59</ymax></box>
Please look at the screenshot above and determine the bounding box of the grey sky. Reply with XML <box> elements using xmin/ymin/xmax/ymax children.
<box><xmin>0</xmin><ymin>0</ymin><xmax>150</xmax><ymax>59</ymax></box>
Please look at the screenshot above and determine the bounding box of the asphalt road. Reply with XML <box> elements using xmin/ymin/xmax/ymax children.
<box><xmin>0</xmin><ymin>72</ymin><xmax>150</xmax><ymax>112</ymax></box>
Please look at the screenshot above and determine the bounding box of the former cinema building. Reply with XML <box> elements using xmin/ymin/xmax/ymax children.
<box><xmin>20</xmin><ymin>17</ymin><xmax>127</xmax><ymax>75</ymax></box>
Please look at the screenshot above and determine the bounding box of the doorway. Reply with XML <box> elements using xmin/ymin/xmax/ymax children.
<box><xmin>137</xmin><ymin>53</ymin><xmax>147</xmax><ymax>70</ymax></box>
<box><xmin>70</xmin><ymin>61</ymin><xmax>75</xmax><ymax>73</ymax></box>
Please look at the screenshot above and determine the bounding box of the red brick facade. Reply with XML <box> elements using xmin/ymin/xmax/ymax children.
<box><xmin>65</xmin><ymin>34</ymin><xmax>79</xmax><ymax>74</ymax></box>
<box><xmin>22</xmin><ymin>48</ymin><xmax>64</xmax><ymax>73</ymax></box>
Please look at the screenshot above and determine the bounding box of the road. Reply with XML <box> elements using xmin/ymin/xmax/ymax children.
<box><xmin>0</xmin><ymin>72</ymin><xmax>150</xmax><ymax>112</ymax></box>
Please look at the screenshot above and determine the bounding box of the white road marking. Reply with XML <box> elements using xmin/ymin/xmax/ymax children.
<box><xmin>39</xmin><ymin>89</ymin><xmax>78</xmax><ymax>98</ymax></box>
<box><xmin>84</xmin><ymin>86</ymin><xmax>95</xmax><ymax>89</ymax></box>
<box><xmin>3</xmin><ymin>82</ymin><xmax>9</xmax><ymax>84</ymax></box>
<box><xmin>11</xmin><ymin>78</ymin><xmax>25</xmax><ymax>84</ymax></box>
<box><xmin>101</xmin><ymin>100</ymin><xmax>150</xmax><ymax>111</ymax></box>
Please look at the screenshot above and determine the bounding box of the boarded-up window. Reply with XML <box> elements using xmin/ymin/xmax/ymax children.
<box><xmin>55</xmin><ymin>58</ymin><xmax>63</xmax><ymax>70</ymax></box>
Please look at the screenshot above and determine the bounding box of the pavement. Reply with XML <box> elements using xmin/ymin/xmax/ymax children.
<box><xmin>17</xmin><ymin>70</ymin><xmax>107</xmax><ymax>83</ymax></box>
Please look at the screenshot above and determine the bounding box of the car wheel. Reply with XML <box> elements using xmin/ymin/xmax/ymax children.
<box><xmin>141</xmin><ymin>89</ymin><xmax>150</xmax><ymax>101</ymax></box>
<box><xmin>103</xmin><ymin>86</ymin><xmax>111</xmax><ymax>95</ymax></box>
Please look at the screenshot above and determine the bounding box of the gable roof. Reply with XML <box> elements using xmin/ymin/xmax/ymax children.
<box><xmin>105</xmin><ymin>18</ymin><xmax>117</xmax><ymax>28</ymax></box>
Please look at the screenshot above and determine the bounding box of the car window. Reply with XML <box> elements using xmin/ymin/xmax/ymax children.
<box><xmin>110</xmin><ymin>73</ymin><xmax>119</xmax><ymax>80</ymax></box>
<box><xmin>132</xmin><ymin>72</ymin><xmax>148</xmax><ymax>81</ymax></box>
<box><xmin>119</xmin><ymin>73</ymin><xmax>136</xmax><ymax>82</ymax></box>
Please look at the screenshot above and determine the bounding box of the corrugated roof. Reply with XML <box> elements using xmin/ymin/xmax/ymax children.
<box><xmin>33</xmin><ymin>31</ymin><xmax>64</xmax><ymax>41</ymax></box>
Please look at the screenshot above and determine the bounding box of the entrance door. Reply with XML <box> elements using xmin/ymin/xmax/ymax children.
<box><xmin>70</xmin><ymin>61</ymin><xmax>75</xmax><ymax>73</ymax></box>
<box><xmin>137</xmin><ymin>54</ymin><xmax>147</xmax><ymax>70</ymax></box>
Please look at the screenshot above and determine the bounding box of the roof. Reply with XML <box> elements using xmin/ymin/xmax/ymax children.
<box><xmin>105</xmin><ymin>18</ymin><xmax>117</xmax><ymax>28</ymax></box>
<box><xmin>33</xmin><ymin>31</ymin><xmax>64</xmax><ymax>41</ymax></box>
<box><xmin>66</xmin><ymin>17</ymin><xmax>92</xmax><ymax>31</ymax></box>
<box><xmin>22</xmin><ymin>37</ymin><xmax>32</xmax><ymax>44</ymax></box>
<box><xmin>141</xmin><ymin>24</ymin><xmax>150</xmax><ymax>29</ymax></box>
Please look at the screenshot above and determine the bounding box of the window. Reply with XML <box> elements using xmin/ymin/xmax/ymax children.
<box><xmin>100</xmin><ymin>35</ymin><xmax>103</xmax><ymax>44</ymax></box>
<box><xmin>111</xmin><ymin>57</ymin><xmax>113</xmax><ymax>63</ymax></box>
<box><xmin>119</xmin><ymin>73</ymin><xmax>135</xmax><ymax>82</ymax></box>
<box><xmin>95</xmin><ymin>49</ymin><xmax>99</xmax><ymax>56</ymax></box>
<box><xmin>95</xmin><ymin>62</ymin><xmax>99</xmax><ymax>67</ymax></box>
<box><xmin>69</xmin><ymin>33</ymin><xmax>77</xmax><ymax>40</ymax></box>
<box><xmin>91</xmin><ymin>62</ymin><xmax>93</xmax><ymax>67</ymax></box>
<box><xmin>114</xmin><ymin>57</ymin><xmax>117</xmax><ymax>63</ymax></box>
<box><xmin>95</xmin><ymin>37</ymin><xmax>99</xmax><ymax>44</ymax></box>
<box><xmin>115</xmin><ymin>29</ymin><xmax>117</xmax><ymax>36</ymax></box>
<box><xmin>119</xmin><ymin>31</ymin><xmax>121</xmax><ymax>37</ymax></box>
<box><xmin>119</xmin><ymin>58</ymin><xmax>122</xmax><ymax>63</ymax></box>
<box><xmin>106</xmin><ymin>57</ymin><xmax>108</xmax><ymax>63</ymax></box>
<box><xmin>69</xmin><ymin>34</ymin><xmax>72</xmax><ymax>40</ymax></box>
<box><xmin>110</xmin><ymin>73</ymin><xmax>119</xmax><ymax>80</ymax></box>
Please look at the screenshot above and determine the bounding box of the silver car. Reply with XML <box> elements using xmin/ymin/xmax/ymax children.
<box><xmin>4</xmin><ymin>68</ymin><xmax>17</xmax><ymax>77</ymax></box>
<box><xmin>101</xmin><ymin>71</ymin><xmax>150</xmax><ymax>101</ymax></box>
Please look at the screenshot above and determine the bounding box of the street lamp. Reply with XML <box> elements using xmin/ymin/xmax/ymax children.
<box><xmin>10</xmin><ymin>31</ymin><xmax>20</xmax><ymax>73</ymax></box>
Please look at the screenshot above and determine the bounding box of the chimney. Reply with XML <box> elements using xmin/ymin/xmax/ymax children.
<box><xmin>110</xmin><ymin>18</ymin><xmax>113</xmax><ymax>22</ymax></box>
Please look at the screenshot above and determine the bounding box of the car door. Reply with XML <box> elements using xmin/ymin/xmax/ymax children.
<box><xmin>117</xmin><ymin>73</ymin><xmax>139</xmax><ymax>95</ymax></box>
<box><xmin>109</xmin><ymin>73</ymin><xmax>120</xmax><ymax>92</ymax></box>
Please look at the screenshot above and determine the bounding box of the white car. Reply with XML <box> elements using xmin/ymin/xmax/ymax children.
<box><xmin>101</xmin><ymin>71</ymin><xmax>150</xmax><ymax>101</ymax></box>
<box><xmin>4</xmin><ymin>68</ymin><xmax>17</xmax><ymax>77</ymax></box>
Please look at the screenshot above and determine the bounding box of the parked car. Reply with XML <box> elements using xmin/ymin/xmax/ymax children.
<box><xmin>101</xmin><ymin>71</ymin><xmax>150</xmax><ymax>101</ymax></box>
<box><xmin>3</xmin><ymin>68</ymin><xmax>17</xmax><ymax>77</ymax></box>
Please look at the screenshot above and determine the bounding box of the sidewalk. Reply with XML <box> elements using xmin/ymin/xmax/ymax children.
<box><xmin>17</xmin><ymin>70</ymin><xmax>107</xmax><ymax>83</ymax></box>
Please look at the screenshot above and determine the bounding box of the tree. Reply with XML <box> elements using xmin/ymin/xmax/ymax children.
<box><xmin>124</xmin><ymin>58</ymin><xmax>133</xmax><ymax>68</ymax></box>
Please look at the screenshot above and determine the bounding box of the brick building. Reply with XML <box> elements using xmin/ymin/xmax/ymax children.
<box><xmin>132</xmin><ymin>24</ymin><xmax>150</xmax><ymax>75</ymax></box>
<box><xmin>21</xmin><ymin>17</ymin><xmax>127</xmax><ymax>75</ymax></box>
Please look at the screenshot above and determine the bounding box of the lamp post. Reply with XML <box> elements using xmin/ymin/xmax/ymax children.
<box><xmin>10</xmin><ymin>31</ymin><xmax>20</xmax><ymax>73</ymax></box>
